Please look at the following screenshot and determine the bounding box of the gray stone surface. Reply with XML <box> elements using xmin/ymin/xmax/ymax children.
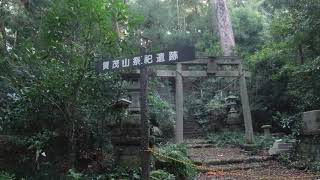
<box><xmin>268</xmin><ymin>139</ymin><xmax>294</xmax><ymax>155</ymax></box>
<box><xmin>302</xmin><ymin>110</ymin><xmax>320</xmax><ymax>135</ymax></box>
<box><xmin>297</xmin><ymin>136</ymin><xmax>320</xmax><ymax>161</ymax></box>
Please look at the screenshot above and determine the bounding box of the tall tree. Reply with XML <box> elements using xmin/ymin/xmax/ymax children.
<box><xmin>211</xmin><ymin>0</ymin><xmax>235</xmax><ymax>56</ymax></box>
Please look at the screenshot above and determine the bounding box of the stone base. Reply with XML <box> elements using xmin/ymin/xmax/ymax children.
<box><xmin>115</xmin><ymin>145</ymin><xmax>141</xmax><ymax>168</ymax></box>
<box><xmin>112</xmin><ymin>126</ymin><xmax>142</xmax><ymax>168</ymax></box>
<box><xmin>242</xmin><ymin>143</ymin><xmax>257</xmax><ymax>151</ymax></box>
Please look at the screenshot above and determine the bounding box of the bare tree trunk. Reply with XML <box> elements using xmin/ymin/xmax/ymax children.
<box><xmin>211</xmin><ymin>0</ymin><xmax>235</xmax><ymax>56</ymax></box>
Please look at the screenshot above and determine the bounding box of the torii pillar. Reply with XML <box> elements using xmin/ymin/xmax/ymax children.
<box><xmin>175</xmin><ymin>63</ymin><xmax>184</xmax><ymax>143</ymax></box>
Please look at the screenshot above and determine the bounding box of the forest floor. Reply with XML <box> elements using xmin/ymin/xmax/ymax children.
<box><xmin>185</xmin><ymin>139</ymin><xmax>319</xmax><ymax>180</ymax></box>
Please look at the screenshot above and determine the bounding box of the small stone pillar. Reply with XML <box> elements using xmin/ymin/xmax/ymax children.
<box><xmin>261</xmin><ymin>125</ymin><xmax>272</xmax><ymax>137</ymax></box>
<box><xmin>302</xmin><ymin>110</ymin><xmax>320</xmax><ymax>135</ymax></box>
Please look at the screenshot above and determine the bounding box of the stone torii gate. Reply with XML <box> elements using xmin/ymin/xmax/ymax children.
<box><xmin>102</xmin><ymin>51</ymin><xmax>252</xmax><ymax>179</ymax></box>
<box><xmin>156</xmin><ymin>56</ymin><xmax>251</xmax><ymax>143</ymax></box>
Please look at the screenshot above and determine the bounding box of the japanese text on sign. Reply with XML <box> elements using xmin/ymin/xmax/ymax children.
<box><xmin>96</xmin><ymin>46</ymin><xmax>195</xmax><ymax>72</ymax></box>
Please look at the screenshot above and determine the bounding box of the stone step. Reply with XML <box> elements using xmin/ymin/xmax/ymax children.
<box><xmin>184</xmin><ymin>124</ymin><xmax>199</xmax><ymax>126</ymax></box>
<box><xmin>192</xmin><ymin>155</ymin><xmax>273</xmax><ymax>166</ymax></box>
<box><xmin>184</xmin><ymin>131</ymin><xmax>203</xmax><ymax>134</ymax></box>
<box><xmin>187</xmin><ymin>143</ymin><xmax>214</xmax><ymax>148</ymax></box>
<box><xmin>184</xmin><ymin>139</ymin><xmax>210</xmax><ymax>144</ymax></box>
<box><xmin>200</xmin><ymin>161</ymin><xmax>272</xmax><ymax>172</ymax></box>
<box><xmin>184</xmin><ymin>135</ymin><xmax>206</xmax><ymax>139</ymax></box>
<box><xmin>184</xmin><ymin>130</ymin><xmax>204</xmax><ymax>134</ymax></box>
<box><xmin>183</xmin><ymin>132</ymin><xmax>205</xmax><ymax>138</ymax></box>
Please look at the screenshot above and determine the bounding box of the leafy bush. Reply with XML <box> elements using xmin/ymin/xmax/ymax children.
<box><xmin>149</xmin><ymin>93</ymin><xmax>175</xmax><ymax>138</ymax></box>
<box><xmin>277</xmin><ymin>152</ymin><xmax>320</xmax><ymax>172</ymax></box>
<box><xmin>66</xmin><ymin>169</ymin><xmax>83</xmax><ymax>180</ymax></box>
<box><xmin>154</xmin><ymin>144</ymin><xmax>197</xmax><ymax>179</ymax></box>
<box><xmin>207</xmin><ymin>131</ymin><xmax>245</xmax><ymax>147</ymax></box>
<box><xmin>203</xmin><ymin>97</ymin><xmax>228</xmax><ymax>130</ymax></box>
<box><xmin>0</xmin><ymin>172</ymin><xmax>15</xmax><ymax>180</ymax></box>
<box><xmin>151</xmin><ymin>170</ymin><xmax>175</xmax><ymax>180</ymax></box>
<box><xmin>184</xmin><ymin>78</ymin><xmax>232</xmax><ymax>132</ymax></box>
<box><xmin>207</xmin><ymin>131</ymin><xmax>277</xmax><ymax>150</ymax></box>
<box><xmin>273</xmin><ymin>112</ymin><xmax>303</xmax><ymax>136</ymax></box>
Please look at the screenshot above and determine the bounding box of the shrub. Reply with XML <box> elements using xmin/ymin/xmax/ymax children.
<box><xmin>66</xmin><ymin>169</ymin><xmax>83</xmax><ymax>180</ymax></box>
<box><xmin>0</xmin><ymin>172</ymin><xmax>15</xmax><ymax>180</ymax></box>
<box><xmin>277</xmin><ymin>152</ymin><xmax>320</xmax><ymax>172</ymax></box>
<box><xmin>207</xmin><ymin>131</ymin><xmax>277</xmax><ymax>150</ymax></box>
<box><xmin>149</xmin><ymin>94</ymin><xmax>175</xmax><ymax>138</ymax></box>
<box><xmin>151</xmin><ymin>170</ymin><xmax>175</xmax><ymax>180</ymax></box>
<box><xmin>207</xmin><ymin>131</ymin><xmax>245</xmax><ymax>147</ymax></box>
<box><xmin>154</xmin><ymin>144</ymin><xmax>197</xmax><ymax>179</ymax></box>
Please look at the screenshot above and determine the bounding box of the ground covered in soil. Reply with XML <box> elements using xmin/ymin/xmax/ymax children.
<box><xmin>185</xmin><ymin>139</ymin><xmax>319</xmax><ymax>180</ymax></box>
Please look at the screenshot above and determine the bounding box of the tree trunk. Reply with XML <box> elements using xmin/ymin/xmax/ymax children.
<box><xmin>211</xmin><ymin>0</ymin><xmax>235</xmax><ymax>56</ymax></box>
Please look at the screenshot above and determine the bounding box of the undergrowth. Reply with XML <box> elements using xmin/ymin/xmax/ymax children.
<box><xmin>207</xmin><ymin>131</ymin><xmax>277</xmax><ymax>150</ymax></box>
<box><xmin>278</xmin><ymin>153</ymin><xmax>320</xmax><ymax>172</ymax></box>
<box><xmin>154</xmin><ymin>143</ymin><xmax>197</xmax><ymax>179</ymax></box>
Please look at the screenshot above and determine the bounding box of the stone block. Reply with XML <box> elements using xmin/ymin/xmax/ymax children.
<box><xmin>297</xmin><ymin>136</ymin><xmax>320</xmax><ymax>161</ymax></box>
<box><xmin>302</xmin><ymin>110</ymin><xmax>320</xmax><ymax>135</ymax></box>
<box><xmin>268</xmin><ymin>139</ymin><xmax>295</xmax><ymax>155</ymax></box>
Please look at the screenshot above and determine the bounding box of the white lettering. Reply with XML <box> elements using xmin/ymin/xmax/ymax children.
<box><xmin>144</xmin><ymin>54</ymin><xmax>153</xmax><ymax>64</ymax></box>
<box><xmin>102</xmin><ymin>61</ymin><xmax>110</xmax><ymax>70</ymax></box>
<box><xmin>156</xmin><ymin>53</ymin><xmax>165</xmax><ymax>63</ymax></box>
<box><xmin>122</xmin><ymin>58</ymin><xmax>130</xmax><ymax>67</ymax></box>
<box><xmin>169</xmin><ymin>51</ymin><xmax>178</xmax><ymax>61</ymax></box>
<box><xmin>132</xmin><ymin>56</ymin><xmax>141</xmax><ymax>66</ymax></box>
<box><xmin>112</xmin><ymin>60</ymin><xmax>120</xmax><ymax>69</ymax></box>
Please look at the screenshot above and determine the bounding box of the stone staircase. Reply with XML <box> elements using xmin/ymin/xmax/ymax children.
<box><xmin>186</xmin><ymin>139</ymin><xmax>274</xmax><ymax>172</ymax></box>
<box><xmin>183</xmin><ymin>118</ymin><xmax>206</xmax><ymax>138</ymax></box>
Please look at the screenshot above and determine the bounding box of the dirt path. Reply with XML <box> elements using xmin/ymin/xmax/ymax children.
<box><xmin>185</xmin><ymin>139</ymin><xmax>319</xmax><ymax>180</ymax></box>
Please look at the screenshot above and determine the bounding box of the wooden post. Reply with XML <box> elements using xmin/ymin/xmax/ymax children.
<box><xmin>140</xmin><ymin>53</ymin><xmax>150</xmax><ymax>179</ymax></box>
<box><xmin>239</xmin><ymin>64</ymin><xmax>254</xmax><ymax>144</ymax></box>
<box><xmin>175</xmin><ymin>63</ymin><xmax>184</xmax><ymax>143</ymax></box>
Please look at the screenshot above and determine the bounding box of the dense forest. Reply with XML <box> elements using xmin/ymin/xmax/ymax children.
<box><xmin>1</xmin><ymin>0</ymin><xmax>320</xmax><ymax>179</ymax></box>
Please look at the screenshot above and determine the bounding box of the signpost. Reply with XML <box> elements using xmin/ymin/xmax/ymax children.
<box><xmin>96</xmin><ymin>46</ymin><xmax>195</xmax><ymax>180</ymax></box>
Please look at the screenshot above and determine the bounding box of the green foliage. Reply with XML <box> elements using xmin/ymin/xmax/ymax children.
<box><xmin>207</xmin><ymin>131</ymin><xmax>245</xmax><ymax>147</ymax></box>
<box><xmin>277</xmin><ymin>153</ymin><xmax>320</xmax><ymax>172</ymax></box>
<box><xmin>149</xmin><ymin>93</ymin><xmax>175</xmax><ymax>138</ymax></box>
<box><xmin>154</xmin><ymin>144</ymin><xmax>197</xmax><ymax>179</ymax></box>
<box><xmin>248</xmin><ymin>0</ymin><xmax>320</xmax><ymax>135</ymax></box>
<box><xmin>184</xmin><ymin>78</ymin><xmax>232</xmax><ymax>132</ymax></box>
<box><xmin>207</xmin><ymin>131</ymin><xmax>277</xmax><ymax>150</ymax></box>
<box><xmin>0</xmin><ymin>171</ymin><xmax>15</xmax><ymax>180</ymax></box>
<box><xmin>0</xmin><ymin>0</ymin><xmax>138</xmax><ymax>176</ymax></box>
<box><xmin>205</xmin><ymin>97</ymin><xmax>228</xmax><ymax>125</ymax></box>
<box><xmin>230</xmin><ymin>0</ymin><xmax>266</xmax><ymax>56</ymax></box>
<box><xmin>103</xmin><ymin>168</ymin><xmax>140</xmax><ymax>180</ymax></box>
<box><xmin>66</xmin><ymin>169</ymin><xmax>83</xmax><ymax>180</ymax></box>
<box><xmin>151</xmin><ymin>170</ymin><xmax>175</xmax><ymax>180</ymax></box>
<box><xmin>273</xmin><ymin>112</ymin><xmax>303</xmax><ymax>136</ymax></box>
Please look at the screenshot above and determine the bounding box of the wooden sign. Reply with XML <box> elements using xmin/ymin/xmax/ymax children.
<box><xmin>96</xmin><ymin>46</ymin><xmax>195</xmax><ymax>72</ymax></box>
